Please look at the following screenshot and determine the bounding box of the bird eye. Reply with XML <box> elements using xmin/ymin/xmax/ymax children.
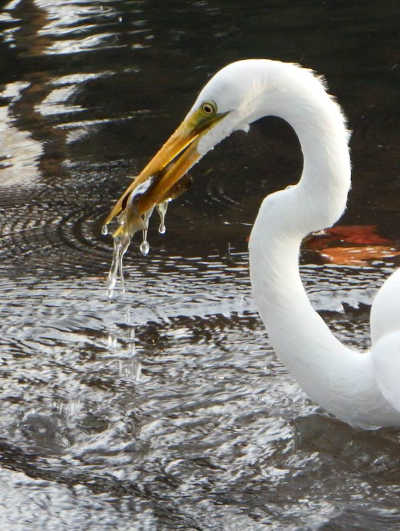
<box><xmin>201</xmin><ymin>101</ymin><xmax>216</xmax><ymax>115</ymax></box>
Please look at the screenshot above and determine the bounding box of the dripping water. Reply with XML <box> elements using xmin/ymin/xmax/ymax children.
<box><xmin>103</xmin><ymin>169</ymin><xmax>191</xmax><ymax>294</ymax></box>
<box><xmin>139</xmin><ymin>240</ymin><xmax>150</xmax><ymax>256</ymax></box>
<box><xmin>157</xmin><ymin>200</ymin><xmax>169</xmax><ymax>234</ymax></box>
<box><xmin>105</xmin><ymin>197</ymin><xmax>172</xmax><ymax>295</ymax></box>
<box><xmin>107</xmin><ymin>231</ymin><xmax>132</xmax><ymax>297</ymax></box>
<box><xmin>139</xmin><ymin>208</ymin><xmax>153</xmax><ymax>257</ymax></box>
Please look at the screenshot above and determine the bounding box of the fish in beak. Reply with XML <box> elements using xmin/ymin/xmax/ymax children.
<box><xmin>103</xmin><ymin>101</ymin><xmax>228</xmax><ymax>236</ymax></box>
<box><xmin>103</xmin><ymin>100</ymin><xmax>228</xmax><ymax>292</ymax></box>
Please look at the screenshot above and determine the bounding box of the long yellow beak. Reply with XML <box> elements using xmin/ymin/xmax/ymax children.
<box><xmin>103</xmin><ymin>105</ymin><xmax>227</xmax><ymax>230</ymax></box>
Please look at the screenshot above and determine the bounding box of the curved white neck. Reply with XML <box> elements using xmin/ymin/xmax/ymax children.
<box><xmin>191</xmin><ymin>59</ymin><xmax>399</xmax><ymax>427</ymax></box>
<box><xmin>248</xmin><ymin>64</ymin><xmax>352</xmax><ymax>343</ymax></box>
<box><xmin>247</xmin><ymin>65</ymin><xmax>387</xmax><ymax>425</ymax></box>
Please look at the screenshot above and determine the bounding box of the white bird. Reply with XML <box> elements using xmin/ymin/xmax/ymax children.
<box><xmin>105</xmin><ymin>59</ymin><xmax>400</xmax><ymax>429</ymax></box>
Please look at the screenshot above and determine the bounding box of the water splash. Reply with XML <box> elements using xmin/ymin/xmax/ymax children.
<box><xmin>118</xmin><ymin>356</ymin><xmax>142</xmax><ymax>382</ymax></box>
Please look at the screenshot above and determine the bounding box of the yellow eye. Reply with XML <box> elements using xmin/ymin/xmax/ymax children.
<box><xmin>201</xmin><ymin>101</ymin><xmax>216</xmax><ymax>115</ymax></box>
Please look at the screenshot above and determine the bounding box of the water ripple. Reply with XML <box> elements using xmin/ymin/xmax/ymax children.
<box><xmin>1</xmin><ymin>0</ymin><xmax>400</xmax><ymax>528</ymax></box>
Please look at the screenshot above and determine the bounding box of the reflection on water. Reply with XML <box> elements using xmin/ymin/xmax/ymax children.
<box><xmin>0</xmin><ymin>255</ymin><xmax>399</xmax><ymax>528</ymax></box>
<box><xmin>0</xmin><ymin>81</ymin><xmax>43</xmax><ymax>186</ymax></box>
<box><xmin>1</xmin><ymin>0</ymin><xmax>400</xmax><ymax>528</ymax></box>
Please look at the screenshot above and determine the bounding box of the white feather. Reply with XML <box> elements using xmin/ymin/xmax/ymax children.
<box><xmin>186</xmin><ymin>59</ymin><xmax>400</xmax><ymax>428</ymax></box>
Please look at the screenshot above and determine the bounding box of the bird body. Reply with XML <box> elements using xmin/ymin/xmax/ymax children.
<box><xmin>250</xmin><ymin>187</ymin><xmax>400</xmax><ymax>428</ymax></box>
<box><xmin>106</xmin><ymin>59</ymin><xmax>400</xmax><ymax>428</ymax></box>
<box><xmin>191</xmin><ymin>60</ymin><xmax>400</xmax><ymax>428</ymax></box>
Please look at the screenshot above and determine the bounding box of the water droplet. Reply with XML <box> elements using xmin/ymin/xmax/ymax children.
<box><xmin>118</xmin><ymin>356</ymin><xmax>142</xmax><ymax>382</ymax></box>
<box><xmin>140</xmin><ymin>240</ymin><xmax>150</xmax><ymax>256</ymax></box>
<box><xmin>157</xmin><ymin>200</ymin><xmax>169</xmax><ymax>234</ymax></box>
<box><xmin>107</xmin><ymin>334</ymin><xmax>118</xmax><ymax>350</ymax></box>
<box><xmin>101</xmin><ymin>224</ymin><xmax>108</xmax><ymax>236</ymax></box>
<box><xmin>139</xmin><ymin>209</ymin><xmax>152</xmax><ymax>256</ymax></box>
<box><xmin>143</xmin><ymin>208</ymin><xmax>153</xmax><ymax>229</ymax></box>
<box><xmin>133</xmin><ymin>358</ymin><xmax>142</xmax><ymax>381</ymax></box>
<box><xmin>107</xmin><ymin>233</ymin><xmax>131</xmax><ymax>296</ymax></box>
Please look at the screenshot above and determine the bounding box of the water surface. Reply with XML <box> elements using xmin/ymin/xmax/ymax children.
<box><xmin>1</xmin><ymin>1</ymin><xmax>400</xmax><ymax>529</ymax></box>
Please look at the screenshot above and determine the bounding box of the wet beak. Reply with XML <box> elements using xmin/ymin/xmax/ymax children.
<box><xmin>103</xmin><ymin>108</ymin><xmax>227</xmax><ymax>229</ymax></box>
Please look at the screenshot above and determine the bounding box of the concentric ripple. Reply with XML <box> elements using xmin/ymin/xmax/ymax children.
<box><xmin>1</xmin><ymin>0</ymin><xmax>400</xmax><ymax>528</ymax></box>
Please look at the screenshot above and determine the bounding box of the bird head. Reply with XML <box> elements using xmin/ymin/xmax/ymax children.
<box><xmin>102</xmin><ymin>60</ymin><xmax>265</xmax><ymax>235</ymax></box>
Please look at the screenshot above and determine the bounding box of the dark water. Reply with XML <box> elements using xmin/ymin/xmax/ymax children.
<box><xmin>1</xmin><ymin>1</ymin><xmax>400</xmax><ymax>529</ymax></box>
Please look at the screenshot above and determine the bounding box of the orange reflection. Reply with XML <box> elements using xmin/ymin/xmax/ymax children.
<box><xmin>306</xmin><ymin>225</ymin><xmax>400</xmax><ymax>265</ymax></box>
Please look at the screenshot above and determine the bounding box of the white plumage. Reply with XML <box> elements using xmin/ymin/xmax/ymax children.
<box><xmin>190</xmin><ymin>60</ymin><xmax>400</xmax><ymax>428</ymax></box>
<box><xmin>106</xmin><ymin>59</ymin><xmax>400</xmax><ymax>428</ymax></box>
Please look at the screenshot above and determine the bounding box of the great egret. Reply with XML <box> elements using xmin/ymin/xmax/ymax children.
<box><xmin>104</xmin><ymin>59</ymin><xmax>400</xmax><ymax>429</ymax></box>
